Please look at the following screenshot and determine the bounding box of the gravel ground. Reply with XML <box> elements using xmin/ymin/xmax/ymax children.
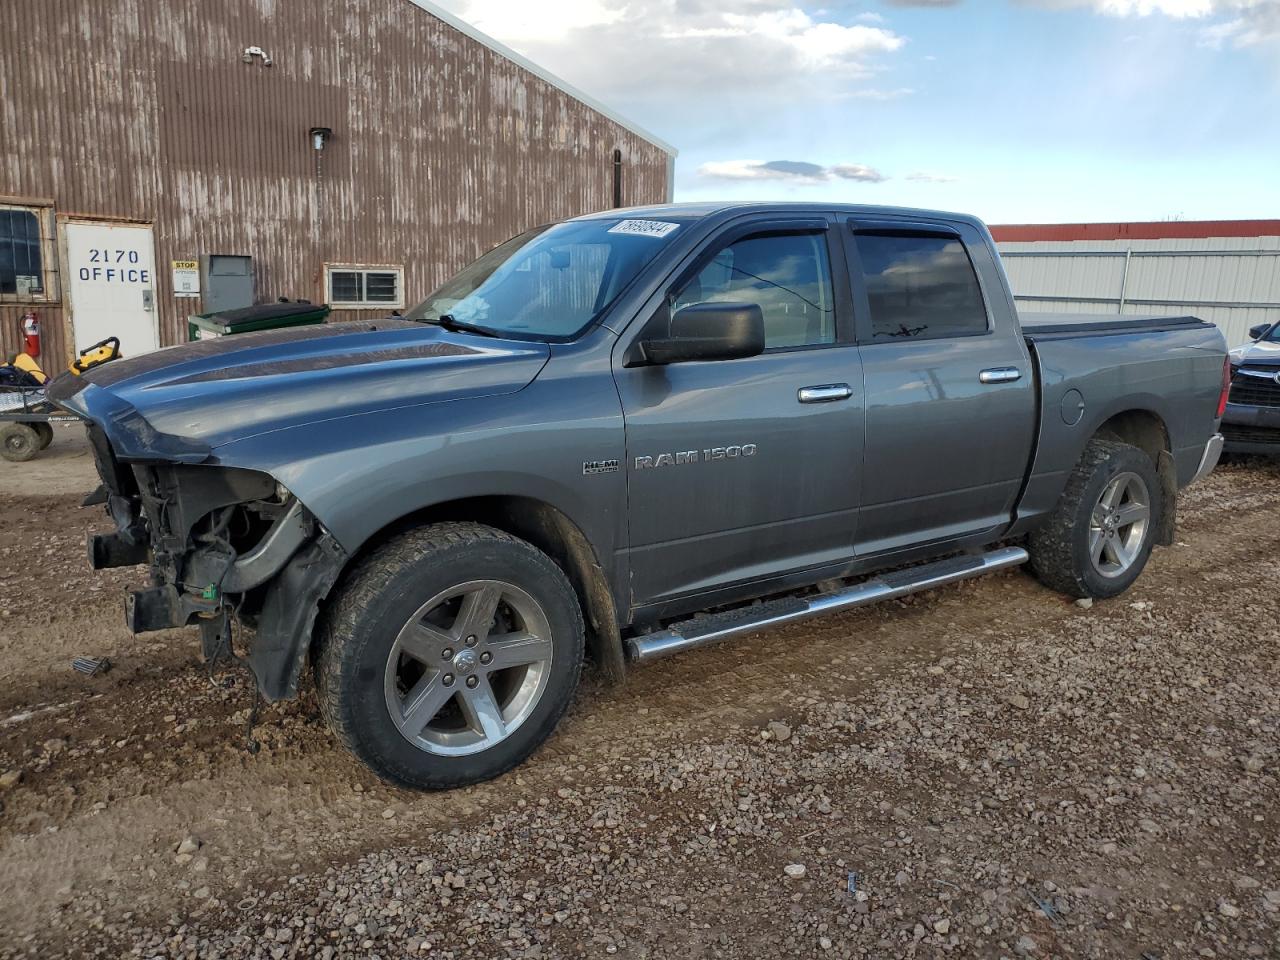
<box><xmin>0</xmin><ymin>457</ymin><xmax>1278</xmax><ymax>959</ymax></box>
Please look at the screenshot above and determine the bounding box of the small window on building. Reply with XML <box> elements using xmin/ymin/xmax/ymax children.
<box><xmin>326</xmin><ymin>265</ymin><xmax>404</xmax><ymax>309</ymax></box>
<box><xmin>854</xmin><ymin>233</ymin><xmax>988</xmax><ymax>340</ymax></box>
<box><xmin>0</xmin><ymin>205</ymin><xmax>52</xmax><ymax>302</ymax></box>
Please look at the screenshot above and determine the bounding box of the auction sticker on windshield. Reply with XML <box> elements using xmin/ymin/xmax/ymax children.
<box><xmin>607</xmin><ymin>219</ymin><xmax>680</xmax><ymax>239</ymax></box>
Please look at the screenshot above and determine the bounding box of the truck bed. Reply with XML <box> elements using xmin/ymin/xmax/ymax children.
<box><xmin>1019</xmin><ymin>312</ymin><xmax>1214</xmax><ymax>340</ymax></box>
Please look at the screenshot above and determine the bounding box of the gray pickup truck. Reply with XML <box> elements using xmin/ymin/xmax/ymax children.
<box><xmin>52</xmin><ymin>203</ymin><xmax>1228</xmax><ymax>789</ymax></box>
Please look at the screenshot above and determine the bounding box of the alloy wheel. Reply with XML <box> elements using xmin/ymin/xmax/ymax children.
<box><xmin>383</xmin><ymin>579</ymin><xmax>554</xmax><ymax>756</ymax></box>
<box><xmin>1088</xmin><ymin>471</ymin><xmax>1151</xmax><ymax>578</ymax></box>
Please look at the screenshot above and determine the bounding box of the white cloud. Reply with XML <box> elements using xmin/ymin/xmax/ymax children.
<box><xmin>698</xmin><ymin>159</ymin><xmax>887</xmax><ymax>183</ymax></box>
<box><xmin>1091</xmin><ymin>0</ymin><xmax>1214</xmax><ymax>14</ymax></box>
<box><xmin>1200</xmin><ymin>1</ymin><xmax>1280</xmax><ymax>46</ymax></box>
<box><xmin>433</xmin><ymin>1</ymin><xmax>908</xmax><ymax>101</ymax></box>
<box><xmin>830</xmin><ymin>163</ymin><xmax>888</xmax><ymax>182</ymax></box>
<box><xmin>905</xmin><ymin>171</ymin><xmax>959</xmax><ymax>183</ymax></box>
<box><xmin>437</xmin><ymin>0</ymin><xmax>626</xmax><ymax>43</ymax></box>
<box><xmin>1026</xmin><ymin>0</ymin><xmax>1280</xmax><ymax>45</ymax></box>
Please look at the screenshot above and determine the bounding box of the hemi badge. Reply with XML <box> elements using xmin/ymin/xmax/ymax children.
<box><xmin>583</xmin><ymin>459</ymin><xmax>620</xmax><ymax>475</ymax></box>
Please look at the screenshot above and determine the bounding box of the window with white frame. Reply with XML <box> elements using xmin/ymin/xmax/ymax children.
<box><xmin>0</xmin><ymin>203</ymin><xmax>54</xmax><ymax>302</ymax></box>
<box><xmin>326</xmin><ymin>264</ymin><xmax>404</xmax><ymax>309</ymax></box>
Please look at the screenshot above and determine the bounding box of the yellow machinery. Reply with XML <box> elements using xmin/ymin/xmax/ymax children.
<box><xmin>0</xmin><ymin>337</ymin><xmax>122</xmax><ymax>462</ymax></box>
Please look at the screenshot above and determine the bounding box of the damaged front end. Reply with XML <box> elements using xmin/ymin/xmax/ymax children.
<box><xmin>83</xmin><ymin>422</ymin><xmax>348</xmax><ymax>701</ymax></box>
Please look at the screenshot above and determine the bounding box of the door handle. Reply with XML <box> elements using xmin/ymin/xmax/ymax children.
<box><xmin>798</xmin><ymin>383</ymin><xmax>853</xmax><ymax>403</ymax></box>
<box><xmin>979</xmin><ymin>367</ymin><xmax>1021</xmax><ymax>384</ymax></box>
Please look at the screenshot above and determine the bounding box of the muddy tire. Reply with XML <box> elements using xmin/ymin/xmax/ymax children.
<box><xmin>32</xmin><ymin>422</ymin><xmax>54</xmax><ymax>450</ymax></box>
<box><xmin>1028</xmin><ymin>438</ymin><xmax>1163</xmax><ymax>600</ymax></box>
<box><xmin>314</xmin><ymin>522</ymin><xmax>584</xmax><ymax>790</ymax></box>
<box><xmin>0</xmin><ymin>423</ymin><xmax>40</xmax><ymax>462</ymax></box>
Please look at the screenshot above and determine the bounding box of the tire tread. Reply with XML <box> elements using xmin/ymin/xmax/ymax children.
<box><xmin>314</xmin><ymin>522</ymin><xmax>583</xmax><ymax>789</ymax></box>
<box><xmin>1028</xmin><ymin>438</ymin><xmax>1160</xmax><ymax>599</ymax></box>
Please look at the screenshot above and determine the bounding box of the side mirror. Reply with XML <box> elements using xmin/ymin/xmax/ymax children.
<box><xmin>1249</xmin><ymin>323</ymin><xmax>1271</xmax><ymax>341</ymax></box>
<box><xmin>640</xmin><ymin>302</ymin><xmax>765</xmax><ymax>365</ymax></box>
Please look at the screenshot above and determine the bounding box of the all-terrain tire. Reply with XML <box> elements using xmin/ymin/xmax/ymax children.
<box><xmin>1028</xmin><ymin>438</ymin><xmax>1163</xmax><ymax>599</ymax></box>
<box><xmin>314</xmin><ymin>522</ymin><xmax>585</xmax><ymax>790</ymax></box>
<box><xmin>0</xmin><ymin>423</ymin><xmax>39</xmax><ymax>462</ymax></box>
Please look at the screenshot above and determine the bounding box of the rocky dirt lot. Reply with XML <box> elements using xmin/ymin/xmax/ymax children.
<box><xmin>1</xmin><ymin>443</ymin><xmax>1278</xmax><ymax>959</ymax></box>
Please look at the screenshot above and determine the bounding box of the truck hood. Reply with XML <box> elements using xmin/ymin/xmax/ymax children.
<box><xmin>49</xmin><ymin>320</ymin><xmax>550</xmax><ymax>460</ymax></box>
<box><xmin>1230</xmin><ymin>338</ymin><xmax>1280</xmax><ymax>367</ymax></box>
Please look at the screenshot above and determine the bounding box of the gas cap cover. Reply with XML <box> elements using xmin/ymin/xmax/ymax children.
<box><xmin>1060</xmin><ymin>388</ymin><xmax>1085</xmax><ymax>426</ymax></box>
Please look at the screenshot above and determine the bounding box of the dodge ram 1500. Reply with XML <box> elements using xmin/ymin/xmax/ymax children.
<box><xmin>51</xmin><ymin>203</ymin><xmax>1229</xmax><ymax>789</ymax></box>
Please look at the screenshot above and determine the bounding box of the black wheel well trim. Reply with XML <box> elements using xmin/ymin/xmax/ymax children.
<box><xmin>332</xmin><ymin>495</ymin><xmax>625</xmax><ymax>684</ymax></box>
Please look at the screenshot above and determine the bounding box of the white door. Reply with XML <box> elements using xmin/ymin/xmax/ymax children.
<box><xmin>63</xmin><ymin>221</ymin><xmax>160</xmax><ymax>358</ymax></box>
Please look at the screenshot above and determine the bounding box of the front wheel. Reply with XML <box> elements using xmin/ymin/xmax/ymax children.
<box><xmin>315</xmin><ymin>522</ymin><xmax>584</xmax><ymax>789</ymax></box>
<box><xmin>1028</xmin><ymin>438</ymin><xmax>1163</xmax><ymax>599</ymax></box>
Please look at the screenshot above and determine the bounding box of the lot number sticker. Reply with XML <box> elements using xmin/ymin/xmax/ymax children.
<box><xmin>607</xmin><ymin>219</ymin><xmax>680</xmax><ymax>239</ymax></box>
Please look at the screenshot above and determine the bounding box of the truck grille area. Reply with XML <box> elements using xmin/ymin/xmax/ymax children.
<box><xmin>1229</xmin><ymin>371</ymin><xmax>1280</xmax><ymax>408</ymax></box>
<box><xmin>1221</xmin><ymin>423</ymin><xmax>1280</xmax><ymax>446</ymax></box>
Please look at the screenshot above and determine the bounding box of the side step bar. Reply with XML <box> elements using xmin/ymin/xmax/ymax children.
<box><xmin>625</xmin><ymin>546</ymin><xmax>1029</xmax><ymax>663</ymax></box>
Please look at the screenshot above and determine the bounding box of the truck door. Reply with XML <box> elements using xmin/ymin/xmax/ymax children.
<box><xmin>844</xmin><ymin>219</ymin><xmax>1035</xmax><ymax>556</ymax></box>
<box><xmin>614</xmin><ymin>217</ymin><xmax>863</xmax><ymax>612</ymax></box>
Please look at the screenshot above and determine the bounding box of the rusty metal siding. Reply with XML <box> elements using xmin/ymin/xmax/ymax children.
<box><xmin>0</xmin><ymin>0</ymin><xmax>672</xmax><ymax>366</ymax></box>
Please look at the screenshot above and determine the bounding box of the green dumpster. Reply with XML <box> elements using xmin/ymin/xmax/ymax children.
<box><xmin>188</xmin><ymin>302</ymin><xmax>331</xmax><ymax>341</ymax></box>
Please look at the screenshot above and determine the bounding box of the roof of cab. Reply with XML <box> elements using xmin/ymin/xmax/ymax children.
<box><xmin>571</xmin><ymin>201</ymin><xmax>989</xmax><ymax>230</ymax></box>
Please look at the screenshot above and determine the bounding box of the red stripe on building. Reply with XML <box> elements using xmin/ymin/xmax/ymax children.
<box><xmin>989</xmin><ymin>220</ymin><xmax>1280</xmax><ymax>243</ymax></box>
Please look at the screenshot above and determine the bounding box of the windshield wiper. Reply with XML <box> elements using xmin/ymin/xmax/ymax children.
<box><xmin>424</xmin><ymin>314</ymin><xmax>502</xmax><ymax>338</ymax></box>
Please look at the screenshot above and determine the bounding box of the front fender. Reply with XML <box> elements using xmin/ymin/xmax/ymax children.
<box><xmin>210</xmin><ymin>376</ymin><xmax>628</xmax><ymax>593</ymax></box>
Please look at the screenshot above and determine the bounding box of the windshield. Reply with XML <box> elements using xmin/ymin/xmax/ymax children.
<box><xmin>1263</xmin><ymin>324</ymin><xmax>1280</xmax><ymax>343</ymax></box>
<box><xmin>404</xmin><ymin>217</ymin><xmax>686</xmax><ymax>340</ymax></box>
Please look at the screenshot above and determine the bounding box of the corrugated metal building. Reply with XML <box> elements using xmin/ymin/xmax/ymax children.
<box><xmin>991</xmin><ymin>221</ymin><xmax>1280</xmax><ymax>347</ymax></box>
<box><xmin>0</xmin><ymin>0</ymin><xmax>676</xmax><ymax>368</ymax></box>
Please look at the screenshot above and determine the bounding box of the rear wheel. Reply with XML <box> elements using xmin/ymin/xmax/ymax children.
<box><xmin>315</xmin><ymin>522</ymin><xmax>584</xmax><ymax>789</ymax></box>
<box><xmin>0</xmin><ymin>423</ymin><xmax>39</xmax><ymax>462</ymax></box>
<box><xmin>1028</xmin><ymin>439</ymin><xmax>1162</xmax><ymax>599</ymax></box>
<box><xmin>32</xmin><ymin>422</ymin><xmax>54</xmax><ymax>450</ymax></box>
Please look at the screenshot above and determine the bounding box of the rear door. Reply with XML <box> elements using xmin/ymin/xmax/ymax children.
<box><xmin>614</xmin><ymin>216</ymin><xmax>864</xmax><ymax>610</ymax></box>
<box><xmin>845</xmin><ymin>219</ymin><xmax>1035</xmax><ymax>556</ymax></box>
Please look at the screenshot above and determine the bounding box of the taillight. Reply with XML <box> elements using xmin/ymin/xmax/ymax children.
<box><xmin>1217</xmin><ymin>356</ymin><xmax>1231</xmax><ymax>419</ymax></box>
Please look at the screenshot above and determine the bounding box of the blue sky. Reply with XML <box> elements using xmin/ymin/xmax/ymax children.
<box><xmin>434</xmin><ymin>0</ymin><xmax>1280</xmax><ymax>224</ymax></box>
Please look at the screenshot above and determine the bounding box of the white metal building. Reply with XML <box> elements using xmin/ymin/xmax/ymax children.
<box><xmin>991</xmin><ymin>220</ymin><xmax>1280</xmax><ymax>347</ymax></box>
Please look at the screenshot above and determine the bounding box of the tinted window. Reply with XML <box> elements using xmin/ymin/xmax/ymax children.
<box><xmin>854</xmin><ymin>233</ymin><xmax>987</xmax><ymax>340</ymax></box>
<box><xmin>0</xmin><ymin>209</ymin><xmax>44</xmax><ymax>297</ymax></box>
<box><xmin>674</xmin><ymin>232</ymin><xmax>835</xmax><ymax>349</ymax></box>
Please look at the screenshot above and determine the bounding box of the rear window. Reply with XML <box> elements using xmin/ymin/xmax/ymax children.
<box><xmin>854</xmin><ymin>233</ymin><xmax>988</xmax><ymax>340</ymax></box>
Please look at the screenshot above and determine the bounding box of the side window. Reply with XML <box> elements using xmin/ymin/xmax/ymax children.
<box><xmin>674</xmin><ymin>232</ymin><xmax>835</xmax><ymax>349</ymax></box>
<box><xmin>853</xmin><ymin>233</ymin><xmax>988</xmax><ymax>340</ymax></box>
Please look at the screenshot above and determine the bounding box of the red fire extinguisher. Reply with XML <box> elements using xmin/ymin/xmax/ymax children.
<box><xmin>21</xmin><ymin>311</ymin><xmax>39</xmax><ymax>359</ymax></box>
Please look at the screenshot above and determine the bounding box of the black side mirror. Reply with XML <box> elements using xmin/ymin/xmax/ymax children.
<box><xmin>640</xmin><ymin>302</ymin><xmax>766</xmax><ymax>365</ymax></box>
<box><xmin>1249</xmin><ymin>323</ymin><xmax>1271</xmax><ymax>341</ymax></box>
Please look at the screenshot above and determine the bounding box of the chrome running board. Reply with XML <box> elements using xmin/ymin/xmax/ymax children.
<box><xmin>625</xmin><ymin>546</ymin><xmax>1029</xmax><ymax>663</ymax></box>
